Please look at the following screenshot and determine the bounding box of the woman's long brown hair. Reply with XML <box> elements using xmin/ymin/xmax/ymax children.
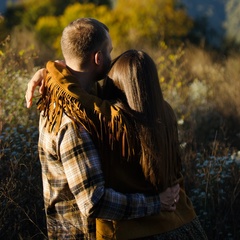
<box><xmin>106</xmin><ymin>50</ymin><xmax>182</xmax><ymax>191</ymax></box>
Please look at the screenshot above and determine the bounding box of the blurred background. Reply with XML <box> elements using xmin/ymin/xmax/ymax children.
<box><xmin>1</xmin><ymin>0</ymin><xmax>240</xmax><ymax>239</ymax></box>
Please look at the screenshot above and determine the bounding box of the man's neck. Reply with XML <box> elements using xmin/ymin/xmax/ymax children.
<box><xmin>66</xmin><ymin>65</ymin><xmax>95</xmax><ymax>92</ymax></box>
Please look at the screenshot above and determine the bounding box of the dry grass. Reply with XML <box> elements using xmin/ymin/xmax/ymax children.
<box><xmin>1</xmin><ymin>36</ymin><xmax>240</xmax><ymax>239</ymax></box>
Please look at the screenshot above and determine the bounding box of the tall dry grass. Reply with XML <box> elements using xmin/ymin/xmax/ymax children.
<box><xmin>0</xmin><ymin>34</ymin><xmax>240</xmax><ymax>239</ymax></box>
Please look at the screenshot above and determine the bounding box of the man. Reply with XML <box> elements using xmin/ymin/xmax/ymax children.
<box><xmin>26</xmin><ymin>18</ymin><xmax>179</xmax><ymax>239</ymax></box>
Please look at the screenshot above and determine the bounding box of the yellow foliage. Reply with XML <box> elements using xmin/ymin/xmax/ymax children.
<box><xmin>159</xmin><ymin>41</ymin><xmax>168</xmax><ymax>50</ymax></box>
<box><xmin>33</xmin><ymin>1</ymin><xmax>192</xmax><ymax>57</ymax></box>
<box><xmin>35</xmin><ymin>16</ymin><xmax>62</xmax><ymax>48</ymax></box>
<box><xmin>176</xmin><ymin>81</ymin><xmax>182</xmax><ymax>88</ymax></box>
<box><xmin>35</xmin><ymin>3</ymin><xmax>111</xmax><ymax>57</ymax></box>
<box><xmin>59</xmin><ymin>3</ymin><xmax>110</xmax><ymax>28</ymax></box>
<box><xmin>18</xmin><ymin>49</ymin><xmax>25</xmax><ymax>56</ymax></box>
<box><xmin>155</xmin><ymin>43</ymin><xmax>189</xmax><ymax>121</ymax></box>
<box><xmin>160</xmin><ymin>76</ymin><xmax>165</xmax><ymax>83</ymax></box>
<box><xmin>109</xmin><ymin>0</ymin><xmax>193</xmax><ymax>51</ymax></box>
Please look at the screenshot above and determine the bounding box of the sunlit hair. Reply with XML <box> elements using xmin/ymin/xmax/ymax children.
<box><xmin>107</xmin><ymin>50</ymin><xmax>182</xmax><ymax>190</ymax></box>
<box><xmin>61</xmin><ymin>18</ymin><xmax>109</xmax><ymax>67</ymax></box>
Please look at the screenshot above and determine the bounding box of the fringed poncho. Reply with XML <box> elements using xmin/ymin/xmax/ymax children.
<box><xmin>37</xmin><ymin>61</ymin><xmax>136</xmax><ymax>160</ymax></box>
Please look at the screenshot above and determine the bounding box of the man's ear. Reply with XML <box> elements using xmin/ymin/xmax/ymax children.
<box><xmin>94</xmin><ymin>51</ymin><xmax>102</xmax><ymax>65</ymax></box>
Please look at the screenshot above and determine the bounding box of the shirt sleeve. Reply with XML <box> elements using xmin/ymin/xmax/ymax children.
<box><xmin>58</xmin><ymin>121</ymin><xmax>161</xmax><ymax>220</ymax></box>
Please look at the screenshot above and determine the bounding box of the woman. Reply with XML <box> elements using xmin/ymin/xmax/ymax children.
<box><xmin>92</xmin><ymin>50</ymin><xmax>207</xmax><ymax>239</ymax></box>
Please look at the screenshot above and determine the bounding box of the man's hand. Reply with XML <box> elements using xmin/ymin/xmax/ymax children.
<box><xmin>160</xmin><ymin>184</ymin><xmax>180</xmax><ymax>211</ymax></box>
<box><xmin>25</xmin><ymin>68</ymin><xmax>46</xmax><ymax>108</ymax></box>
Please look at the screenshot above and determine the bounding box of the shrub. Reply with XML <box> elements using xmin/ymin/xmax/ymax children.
<box><xmin>0</xmin><ymin>126</ymin><xmax>47</xmax><ymax>239</ymax></box>
<box><xmin>184</xmin><ymin>151</ymin><xmax>240</xmax><ymax>239</ymax></box>
<box><xmin>0</xmin><ymin>36</ymin><xmax>46</xmax><ymax>239</ymax></box>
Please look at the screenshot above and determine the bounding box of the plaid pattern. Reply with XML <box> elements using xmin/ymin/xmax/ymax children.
<box><xmin>38</xmin><ymin>113</ymin><xmax>161</xmax><ymax>239</ymax></box>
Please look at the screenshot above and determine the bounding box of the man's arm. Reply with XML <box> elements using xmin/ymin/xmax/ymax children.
<box><xmin>59</xmin><ymin>120</ymin><xmax>179</xmax><ymax>220</ymax></box>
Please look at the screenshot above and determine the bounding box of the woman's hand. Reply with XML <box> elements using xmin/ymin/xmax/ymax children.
<box><xmin>25</xmin><ymin>60</ymin><xmax>66</xmax><ymax>108</ymax></box>
<box><xmin>25</xmin><ymin>68</ymin><xmax>46</xmax><ymax>108</ymax></box>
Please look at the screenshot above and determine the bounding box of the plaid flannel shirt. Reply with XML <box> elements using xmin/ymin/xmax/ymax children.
<box><xmin>38</xmin><ymin>113</ymin><xmax>161</xmax><ymax>239</ymax></box>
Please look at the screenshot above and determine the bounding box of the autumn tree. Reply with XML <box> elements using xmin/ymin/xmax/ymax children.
<box><xmin>3</xmin><ymin>0</ymin><xmax>112</xmax><ymax>30</ymax></box>
<box><xmin>35</xmin><ymin>3</ymin><xmax>111</xmax><ymax>58</ymax></box>
<box><xmin>108</xmin><ymin>0</ymin><xmax>193</xmax><ymax>53</ymax></box>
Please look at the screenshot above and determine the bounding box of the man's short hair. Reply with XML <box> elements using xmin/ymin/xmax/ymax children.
<box><xmin>61</xmin><ymin>18</ymin><xmax>109</xmax><ymax>66</ymax></box>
